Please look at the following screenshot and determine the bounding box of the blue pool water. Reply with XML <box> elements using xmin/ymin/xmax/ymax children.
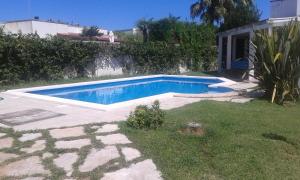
<box><xmin>28</xmin><ymin>76</ymin><xmax>232</xmax><ymax>105</ymax></box>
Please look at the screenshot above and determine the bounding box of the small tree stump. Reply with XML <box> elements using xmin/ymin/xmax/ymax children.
<box><xmin>179</xmin><ymin>122</ymin><xmax>204</xmax><ymax>136</ymax></box>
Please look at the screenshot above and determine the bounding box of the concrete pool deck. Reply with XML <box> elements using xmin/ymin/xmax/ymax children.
<box><xmin>0</xmin><ymin>79</ymin><xmax>258</xmax><ymax>179</ymax></box>
<box><xmin>0</xmin><ymin>80</ymin><xmax>257</xmax><ymax>131</ymax></box>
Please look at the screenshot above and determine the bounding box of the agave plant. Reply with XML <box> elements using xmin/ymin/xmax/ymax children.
<box><xmin>252</xmin><ymin>21</ymin><xmax>300</xmax><ymax>104</ymax></box>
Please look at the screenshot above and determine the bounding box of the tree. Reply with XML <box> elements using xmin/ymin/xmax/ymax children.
<box><xmin>135</xmin><ymin>17</ymin><xmax>217</xmax><ymax>71</ymax></box>
<box><xmin>190</xmin><ymin>0</ymin><xmax>253</xmax><ymax>25</ymax></box>
<box><xmin>220</xmin><ymin>1</ymin><xmax>261</xmax><ymax>31</ymax></box>
<box><xmin>136</xmin><ymin>19</ymin><xmax>153</xmax><ymax>42</ymax></box>
<box><xmin>147</xmin><ymin>15</ymin><xmax>181</xmax><ymax>43</ymax></box>
<box><xmin>81</xmin><ymin>26</ymin><xmax>102</xmax><ymax>37</ymax></box>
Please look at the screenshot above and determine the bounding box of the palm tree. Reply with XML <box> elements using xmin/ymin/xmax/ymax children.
<box><xmin>190</xmin><ymin>0</ymin><xmax>252</xmax><ymax>24</ymax></box>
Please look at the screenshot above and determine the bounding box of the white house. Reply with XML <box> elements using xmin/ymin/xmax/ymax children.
<box><xmin>217</xmin><ymin>0</ymin><xmax>300</xmax><ymax>80</ymax></box>
<box><xmin>0</xmin><ymin>18</ymin><xmax>109</xmax><ymax>38</ymax></box>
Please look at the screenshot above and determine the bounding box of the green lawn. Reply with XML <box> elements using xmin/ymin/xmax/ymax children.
<box><xmin>120</xmin><ymin>100</ymin><xmax>300</xmax><ymax>180</ymax></box>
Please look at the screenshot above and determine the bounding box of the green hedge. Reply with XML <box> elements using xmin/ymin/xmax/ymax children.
<box><xmin>116</xmin><ymin>41</ymin><xmax>216</xmax><ymax>74</ymax></box>
<box><xmin>117</xmin><ymin>42</ymin><xmax>182</xmax><ymax>74</ymax></box>
<box><xmin>0</xmin><ymin>28</ymin><xmax>216</xmax><ymax>85</ymax></box>
<box><xmin>0</xmin><ymin>30</ymin><xmax>100</xmax><ymax>85</ymax></box>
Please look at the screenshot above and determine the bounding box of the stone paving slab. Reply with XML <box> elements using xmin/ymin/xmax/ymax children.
<box><xmin>79</xmin><ymin>146</ymin><xmax>120</xmax><ymax>172</ymax></box>
<box><xmin>54</xmin><ymin>152</ymin><xmax>78</xmax><ymax>176</ymax></box>
<box><xmin>0</xmin><ymin>133</ymin><xmax>6</xmax><ymax>138</ymax></box>
<box><xmin>21</xmin><ymin>177</ymin><xmax>44</xmax><ymax>180</ymax></box>
<box><xmin>101</xmin><ymin>159</ymin><xmax>162</xmax><ymax>180</ymax></box>
<box><xmin>42</xmin><ymin>152</ymin><xmax>53</xmax><ymax>159</ymax></box>
<box><xmin>49</xmin><ymin>126</ymin><xmax>85</xmax><ymax>139</ymax></box>
<box><xmin>95</xmin><ymin>124</ymin><xmax>119</xmax><ymax>133</ymax></box>
<box><xmin>96</xmin><ymin>134</ymin><xmax>132</xmax><ymax>145</ymax></box>
<box><xmin>121</xmin><ymin>147</ymin><xmax>141</xmax><ymax>162</ymax></box>
<box><xmin>55</xmin><ymin>139</ymin><xmax>91</xmax><ymax>149</ymax></box>
<box><xmin>21</xmin><ymin>140</ymin><xmax>46</xmax><ymax>153</ymax></box>
<box><xmin>19</xmin><ymin>133</ymin><xmax>42</xmax><ymax>142</ymax></box>
<box><xmin>0</xmin><ymin>156</ymin><xmax>50</xmax><ymax>177</ymax></box>
<box><xmin>0</xmin><ymin>152</ymin><xmax>18</xmax><ymax>163</ymax></box>
<box><xmin>0</xmin><ymin>137</ymin><xmax>14</xmax><ymax>149</ymax></box>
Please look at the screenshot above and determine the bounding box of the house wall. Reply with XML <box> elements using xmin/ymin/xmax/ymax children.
<box><xmin>271</xmin><ymin>0</ymin><xmax>299</xmax><ymax>18</ymax></box>
<box><xmin>3</xmin><ymin>21</ymin><xmax>33</xmax><ymax>34</ymax></box>
<box><xmin>2</xmin><ymin>20</ymin><xmax>108</xmax><ymax>37</ymax></box>
<box><xmin>31</xmin><ymin>21</ymin><xmax>84</xmax><ymax>38</ymax></box>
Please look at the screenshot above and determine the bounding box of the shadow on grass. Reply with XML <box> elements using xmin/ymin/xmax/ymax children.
<box><xmin>262</xmin><ymin>133</ymin><xmax>297</xmax><ymax>146</ymax></box>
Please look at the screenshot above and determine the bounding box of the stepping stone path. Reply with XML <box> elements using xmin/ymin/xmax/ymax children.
<box><xmin>0</xmin><ymin>137</ymin><xmax>13</xmax><ymax>149</ymax></box>
<box><xmin>121</xmin><ymin>147</ymin><xmax>141</xmax><ymax>162</ymax></box>
<box><xmin>19</xmin><ymin>132</ymin><xmax>42</xmax><ymax>142</ymax></box>
<box><xmin>54</xmin><ymin>152</ymin><xmax>78</xmax><ymax>176</ymax></box>
<box><xmin>0</xmin><ymin>156</ymin><xmax>50</xmax><ymax>177</ymax></box>
<box><xmin>0</xmin><ymin>124</ymin><xmax>162</xmax><ymax>179</ymax></box>
<box><xmin>21</xmin><ymin>140</ymin><xmax>46</xmax><ymax>153</ymax></box>
<box><xmin>96</xmin><ymin>133</ymin><xmax>132</xmax><ymax>145</ymax></box>
<box><xmin>79</xmin><ymin>146</ymin><xmax>120</xmax><ymax>172</ymax></box>
<box><xmin>55</xmin><ymin>139</ymin><xmax>91</xmax><ymax>149</ymax></box>
<box><xmin>50</xmin><ymin>126</ymin><xmax>85</xmax><ymax>139</ymax></box>
<box><xmin>95</xmin><ymin>124</ymin><xmax>119</xmax><ymax>133</ymax></box>
<box><xmin>0</xmin><ymin>152</ymin><xmax>18</xmax><ymax>163</ymax></box>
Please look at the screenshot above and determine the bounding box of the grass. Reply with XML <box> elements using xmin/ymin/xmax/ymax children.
<box><xmin>0</xmin><ymin>71</ymin><xmax>215</xmax><ymax>91</ymax></box>
<box><xmin>120</xmin><ymin>100</ymin><xmax>300</xmax><ymax>180</ymax></box>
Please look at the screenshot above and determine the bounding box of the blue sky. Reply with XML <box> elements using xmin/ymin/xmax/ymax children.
<box><xmin>0</xmin><ymin>0</ymin><xmax>269</xmax><ymax>30</ymax></box>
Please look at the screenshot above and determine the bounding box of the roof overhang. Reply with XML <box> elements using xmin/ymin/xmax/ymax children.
<box><xmin>218</xmin><ymin>16</ymin><xmax>300</xmax><ymax>37</ymax></box>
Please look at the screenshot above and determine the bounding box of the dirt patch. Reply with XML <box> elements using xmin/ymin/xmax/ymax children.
<box><xmin>179</xmin><ymin>122</ymin><xmax>205</xmax><ymax>136</ymax></box>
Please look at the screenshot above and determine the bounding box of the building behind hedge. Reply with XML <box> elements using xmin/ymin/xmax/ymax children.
<box><xmin>0</xmin><ymin>17</ymin><xmax>113</xmax><ymax>40</ymax></box>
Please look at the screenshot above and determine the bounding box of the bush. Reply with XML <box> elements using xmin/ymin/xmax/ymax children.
<box><xmin>126</xmin><ymin>100</ymin><xmax>165</xmax><ymax>129</ymax></box>
<box><xmin>253</xmin><ymin>22</ymin><xmax>300</xmax><ymax>104</ymax></box>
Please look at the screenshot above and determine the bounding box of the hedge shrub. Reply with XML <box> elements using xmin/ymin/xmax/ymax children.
<box><xmin>0</xmin><ymin>25</ymin><xmax>217</xmax><ymax>85</ymax></box>
<box><xmin>117</xmin><ymin>42</ymin><xmax>182</xmax><ymax>74</ymax></box>
<box><xmin>0</xmin><ymin>30</ymin><xmax>100</xmax><ymax>85</ymax></box>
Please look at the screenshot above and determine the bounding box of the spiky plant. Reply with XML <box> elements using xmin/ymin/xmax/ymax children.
<box><xmin>252</xmin><ymin>21</ymin><xmax>300</xmax><ymax>104</ymax></box>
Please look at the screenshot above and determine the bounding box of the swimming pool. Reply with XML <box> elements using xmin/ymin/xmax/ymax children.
<box><xmin>26</xmin><ymin>76</ymin><xmax>233</xmax><ymax>105</ymax></box>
